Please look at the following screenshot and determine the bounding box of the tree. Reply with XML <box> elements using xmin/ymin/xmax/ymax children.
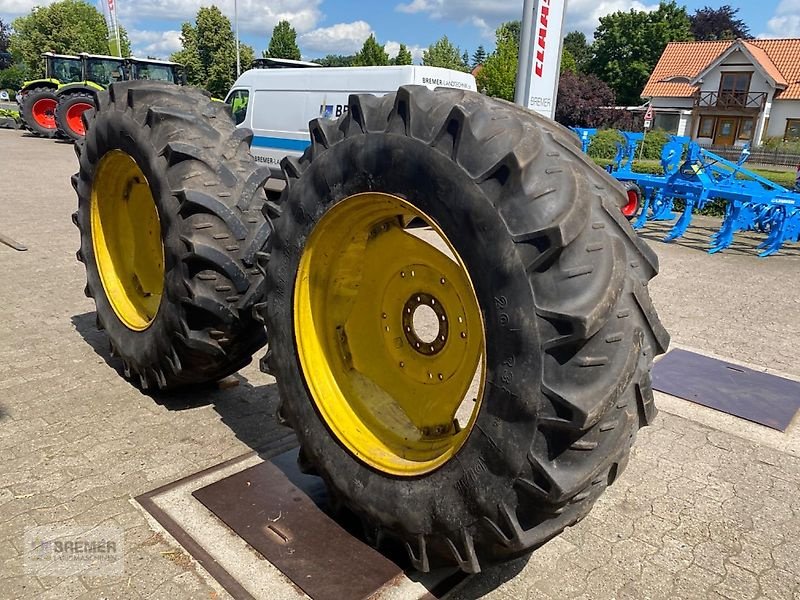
<box><xmin>0</xmin><ymin>65</ymin><xmax>26</xmax><ymax>90</ymax></box>
<box><xmin>461</xmin><ymin>50</ymin><xmax>470</xmax><ymax>69</ymax></box>
<box><xmin>690</xmin><ymin>5</ymin><xmax>750</xmax><ymax>40</ymax></box>
<box><xmin>353</xmin><ymin>34</ymin><xmax>388</xmax><ymax>66</ymax></box>
<box><xmin>266</xmin><ymin>20</ymin><xmax>301</xmax><ymax>60</ymax></box>
<box><xmin>588</xmin><ymin>1</ymin><xmax>692</xmax><ymax>105</ymax></box>
<box><xmin>555</xmin><ymin>71</ymin><xmax>615</xmax><ymax>127</ymax></box>
<box><xmin>170</xmin><ymin>6</ymin><xmax>241</xmax><ymax>97</ymax></box>
<box><xmin>476</xmin><ymin>23</ymin><xmax>519</xmax><ymax>101</ymax></box>
<box><xmin>471</xmin><ymin>45</ymin><xmax>487</xmax><ymax>68</ymax></box>
<box><xmin>563</xmin><ymin>31</ymin><xmax>590</xmax><ymax>72</ymax></box>
<box><xmin>394</xmin><ymin>44</ymin><xmax>413</xmax><ymax>66</ymax></box>
<box><xmin>497</xmin><ymin>21</ymin><xmax>521</xmax><ymax>48</ymax></box>
<box><xmin>313</xmin><ymin>54</ymin><xmax>356</xmax><ymax>67</ymax></box>
<box><xmin>10</xmin><ymin>0</ymin><xmax>131</xmax><ymax>76</ymax></box>
<box><xmin>561</xmin><ymin>48</ymin><xmax>577</xmax><ymax>74</ymax></box>
<box><xmin>422</xmin><ymin>36</ymin><xmax>468</xmax><ymax>72</ymax></box>
<box><xmin>0</xmin><ymin>18</ymin><xmax>10</xmax><ymax>53</ymax></box>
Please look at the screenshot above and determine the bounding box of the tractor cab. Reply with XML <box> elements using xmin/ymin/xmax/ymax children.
<box><xmin>42</xmin><ymin>52</ymin><xmax>83</xmax><ymax>85</ymax></box>
<box><xmin>126</xmin><ymin>58</ymin><xmax>185</xmax><ymax>85</ymax></box>
<box><xmin>80</xmin><ymin>53</ymin><xmax>127</xmax><ymax>88</ymax></box>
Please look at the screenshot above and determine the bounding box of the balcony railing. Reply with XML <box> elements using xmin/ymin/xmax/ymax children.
<box><xmin>694</xmin><ymin>91</ymin><xmax>768</xmax><ymax>110</ymax></box>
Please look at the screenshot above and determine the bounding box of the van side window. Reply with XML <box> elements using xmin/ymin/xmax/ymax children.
<box><xmin>228</xmin><ymin>89</ymin><xmax>249</xmax><ymax>125</ymax></box>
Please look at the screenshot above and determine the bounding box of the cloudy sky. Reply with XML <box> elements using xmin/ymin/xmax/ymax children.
<box><xmin>0</xmin><ymin>0</ymin><xmax>793</xmax><ymax>61</ymax></box>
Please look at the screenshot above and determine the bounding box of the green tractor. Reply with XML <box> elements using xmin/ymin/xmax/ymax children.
<box><xmin>17</xmin><ymin>52</ymin><xmax>83</xmax><ymax>137</ymax></box>
<box><xmin>54</xmin><ymin>55</ymin><xmax>184</xmax><ymax>141</ymax></box>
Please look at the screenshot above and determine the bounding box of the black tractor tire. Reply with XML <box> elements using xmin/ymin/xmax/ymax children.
<box><xmin>621</xmin><ymin>181</ymin><xmax>643</xmax><ymax>221</ymax></box>
<box><xmin>262</xmin><ymin>86</ymin><xmax>670</xmax><ymax>573</ymax></box>
<box><xmin>19</xmin><ymin>87</ymin><xmax>60</xmax><ymax>138</ymax></box>
<box><xmin>73</xmin><ymin>80</ymin><xmax>271</xmax><ymax>391</ymax></box>
<box><xmin>55</xmin><ymin>91</ymin><xmax>97</xmax><ymax>142</ymax></box>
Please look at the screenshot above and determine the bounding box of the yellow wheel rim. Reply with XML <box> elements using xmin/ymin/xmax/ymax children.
<box><xmin>294</xmin><ymin>192</ymin><xmax>486</xmax><ymax>476</ymax></box>
<box><xmin>91</xmin><ymin>150</ymin><xmax>164</xmax><ymax>331</ymax></box>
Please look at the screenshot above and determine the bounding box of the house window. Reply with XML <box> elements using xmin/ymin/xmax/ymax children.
<box><xmin>653</xmin><ymin>112</ymin><xmax>680</xmax><ymax>134</ymax></box>
<box><xmin>719</xmin><ymin>72</ymin><xmax>752</xmax><ymax>107</ymax></box>
<box><xmin>785</xmin><ymin>119</ymin><xmax>800</xmax><ymax>141</ymax></box>
<box><xmin>698</xmin><ymin>116</ymin><xmax>716</xmax><ymax>138</ymax></box>
<box><xmin>738</xmin><ymin>119</ymin><xmax>754</xmax><ymax>140</ymax></box>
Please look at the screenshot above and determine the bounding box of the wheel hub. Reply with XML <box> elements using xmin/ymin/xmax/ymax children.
<box><xmin>294</xmin><ymin>192</ymin><xmax>486</xmax><ymax>476</ymax></box>
<box><xmin>402</xmin><ymin>292</ymin><xmax>448</xmax><ymax>356</ymax></box>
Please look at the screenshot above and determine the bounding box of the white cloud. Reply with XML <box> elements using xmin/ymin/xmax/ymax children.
<box><xmin>129</xmin><ymin>30</ymin><xmax>183</xmax><ymax>59</ymax></box>
<box><xmin>385</xmin><ymin>40</ymin><xmax>425</xmax><ymax>63</ymax></box>
<box><xmin>1</xmin><ymin>0</ymin><xmax>322</xmax><ymax>36</ymax></box>
<box><xmin>394</xmin><ymin>0</ymin><xmax>659</xmax><ymax>39</ymax></box>
<box><xmin>298</xmin><ymin>21</ymin><xmax>374</xmax><ymax>55</ymax></box>
<box><xmin>117</xmin><ymin>0</ymin><xmax>323</xmax><ymax>35</ymax></box>
<box><xmin>0</xmin><ymin>0</ymin><xmax>58</xmax><ymax>17</ymax></box>
<box><xmin>758</xmin><ymin>0</ymin><xmax>800</xmax><ymax>37</ymax></box>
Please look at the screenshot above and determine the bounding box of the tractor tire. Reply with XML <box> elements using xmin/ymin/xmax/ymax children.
<box><xmin>262</xmin><ymin>86</ymin><xmax>670</xmax><ymax>573</ymax></box>
<box><xmin>621</xmin><ymin>181</ymin><xmax>643</xmax><ymax>221</ymax></box>
<box><xmin>56</xmin><ymin>91</ymin><xmax>96</xmax><ymax>142</ymax></box>
<box><xmin>72</xmin><ymin>80</ymin><xmax>271</xmax><ymax>391</ymax></box>
<box><xmin>19</xmin><ymin>87</ymin><xmax>59</xmax><ymax>138</ymax></box>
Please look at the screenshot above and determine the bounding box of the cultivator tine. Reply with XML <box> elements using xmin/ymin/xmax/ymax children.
<box><xmin>664</xmin><ymin>199</ymin><xmax>694</xmax><ymax>242</ymax></box>
<box><xmin>651</xmin><ymin>193</ymin><xmax>677</xmax><ymax>221</ymax></box>
<box><xmin>633</xmin><ymin>190</ymin><xmax>652</xmax><ymax>230</ymax></box>
<box><xmin>709</xmin><ymin>203</ymin><xmax>738</xmax><ymax>254</ymax></box>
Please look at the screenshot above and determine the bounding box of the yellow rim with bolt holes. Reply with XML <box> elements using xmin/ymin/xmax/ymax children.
<box><xmin>91</xmin><ymin>150</ymin><xmax>164</xmax><ymax>332</ymax></box>
<box><xmin>294</xmin><ymin>192</ymin><xmax>486</xmax><ymax>476</ymax></box>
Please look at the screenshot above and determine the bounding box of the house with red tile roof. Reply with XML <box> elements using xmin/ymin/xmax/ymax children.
<box><xmin>642</xmin><ymin>38</ymin><xmax>800</xmax><ymax>146</ymax></box>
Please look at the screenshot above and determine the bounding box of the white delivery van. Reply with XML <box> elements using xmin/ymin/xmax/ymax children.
<box><xmin>224</xmin><ymin>66</ymin><xmax>477</xmax><ymax>177</ymax></box>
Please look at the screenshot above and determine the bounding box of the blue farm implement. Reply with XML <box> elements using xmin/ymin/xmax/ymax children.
<box><xmin>574</xmin><ymin>128</ymin><xmax>800</xmax><ymax>257</ymax></box>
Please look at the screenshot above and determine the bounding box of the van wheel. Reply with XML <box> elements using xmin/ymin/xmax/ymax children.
<box><xmin>262</xmin><ymin>86</ymin><xmax>670</xmax><ymax>572</ymax></box>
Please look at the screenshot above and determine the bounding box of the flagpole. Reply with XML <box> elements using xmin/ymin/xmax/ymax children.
<box><xmin>235</xmin><ymin>0</ymin><xmax>241</xmax><ymax>76</ymax></box>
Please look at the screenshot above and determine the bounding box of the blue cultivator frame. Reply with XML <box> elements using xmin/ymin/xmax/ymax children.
<box><xmin>574</xmin><ymin>128</ymin><xmax>800</xmax><ymax>257</ymax></box>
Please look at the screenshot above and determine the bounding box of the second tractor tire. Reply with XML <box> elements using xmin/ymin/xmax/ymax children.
<box><xmin>55</xmin><ymin>91</ymin><xmax>96</xmax><ymax>142</ymax></box>
<box><xmin>73</xmin><ymin>80</ymin><xmax>271</xmax><ymax>390</ymax></box>
<box><xmin>263</xmin><ymin>86</ymin><xmax>670</xmax><ymax>573</ymax></box>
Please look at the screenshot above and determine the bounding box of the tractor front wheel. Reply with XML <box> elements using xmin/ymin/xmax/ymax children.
<box><xmin>20</xmin><ymin>87</ymin><xmax>59</xmax><ymax>138</ymax></box>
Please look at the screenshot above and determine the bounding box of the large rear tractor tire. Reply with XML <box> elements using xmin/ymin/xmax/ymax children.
<box><xmin>262</xmin><ymin>86</ymin><xmax>670</xmax><ymax>573</ymax></box>
<box><xmin>56</xmin><ymin>91</ymin><xmax>96</xmax><ymax>142</ymax></box>
<box><xmin>19</xmin><ymin>87</ymin><xmax>60</xmax><ymax>138</ymax></box>
<box><xmin>73</xmin><ymin>81</ymin><xmax>271</xmax><ymax>390</ymax></box>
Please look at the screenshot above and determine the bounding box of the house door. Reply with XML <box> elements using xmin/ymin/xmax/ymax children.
<box><xmin>714</xmin><ymin>117</ymin><xmax>738</xmax><ymax>146</ymax></box>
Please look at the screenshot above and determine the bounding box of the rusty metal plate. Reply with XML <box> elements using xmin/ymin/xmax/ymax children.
<box><xmin>652</xmin><ymin>349</ymin><xmax>800</xmax><ymax>431</ymax></box>
<box><xmin>192</xmin><ymin>449</ymin><xmax>405</xmax><ymax>600</ymax></box>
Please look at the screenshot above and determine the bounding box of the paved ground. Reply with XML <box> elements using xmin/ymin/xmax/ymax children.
<box><xmin>0</xmin><ymin>129</ymin><xmax>798</xmax><ymax>599</ymax></box>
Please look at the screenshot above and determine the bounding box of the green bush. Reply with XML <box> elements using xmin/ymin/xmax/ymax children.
<box><xmin>641</xmin><ymin>130</ymin><xmax>669</xmax><ymax>160</ymax></box>
<box><xmin>587</xmin><ymin>129</ymin><xmax>623</xmax><ymax>159</ymax></box>
<box><xmin>761</xmin><ymin>137</ymin><xmax>800</xmax><ymax>153</ymax></box>
<box><xmin>0</xmin><ymin>108</ymin><xmax>20</xmax><ymax>123</ymax></box>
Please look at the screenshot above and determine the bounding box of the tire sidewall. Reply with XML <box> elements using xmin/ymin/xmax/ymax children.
<box><xmin>77</xmin><ymin>108</ymin><xmax>187</xmax><ymax>372</ymax></box>
<box><xmin>268</xmin><ymin>134</ymin><xmax>544</xmax><ymax>534</ymax></box>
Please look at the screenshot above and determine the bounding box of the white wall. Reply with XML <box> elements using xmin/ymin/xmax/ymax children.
<box><xmin>765</xmin><ymin>100</ymin><xmax>800</xmax><ymax>138</ymax></box>
<box><xmin>698</xmin><ymin>50</ymin><xmax>773</xmax><ymax>96</ymax></box>
<box><xmin>650</xmin><ymin>97</ymin><xmax>694</xmax><ymax>109</ymax></box>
